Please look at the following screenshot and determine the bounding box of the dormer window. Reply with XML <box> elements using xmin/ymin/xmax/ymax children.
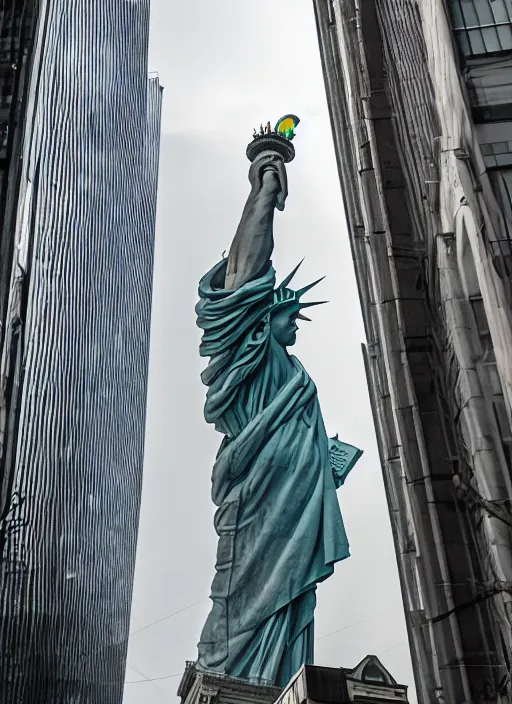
<box><xmin>362</xmin><ymin>662</ymin><xmax>387</xmax><ymax>684</ymax></box>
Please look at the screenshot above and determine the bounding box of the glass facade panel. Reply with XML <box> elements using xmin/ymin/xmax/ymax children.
<box><xmin>480</xmin><ymin>139</ymin><xmax>512</xmax><ymax>167</ymax></box>
<box><xmin>448</xmin><ymin>0</ymin><xmax>512</xmax><ymax>56</ymax></box>
<box><xmin>496</xmin><ymin>152</ymin><xmax>512</xmax><ymax>165</ymax></box>
<box><xmin>467</xmin><ymin>57</ymin><xmax>512</xmax><ymax>120</ymax></box>
<box><xmin>493</xmin><ymin>141</ymin><xmax>509</xmax><ymax>153</ymax></box>
<box><xmin>498</xmin><ymin>23</ymin><xmax>512</xmax><ymax>46</ymax></box>
<box><xmin>490</xmin><ymin>168</ymin><xmax>512</xmax><ymax>218</ymax></box>
<box><xmin>478</xmin><ymin>120</ymin><xmax>512</xmax><ymax>169</ymax></box>
<box><xmin>469</xmin><ymin>27</ymin><xmax>488</xmax><ymax>53</ymax></box>
<box><xmin>487</xmin><ymin>361</ymin><xmax>505</xmax><ymax>396</ymax></box>
<box><xmin>474</xmin><ymin>0</ymin><xmax>493</xmax><ymax>24</ymax></box>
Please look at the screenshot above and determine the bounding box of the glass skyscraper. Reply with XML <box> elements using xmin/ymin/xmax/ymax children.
<box><xmin>0</xmin><ymin>2</ymin><xmax>161</xmax><ymax>701</ymax></box>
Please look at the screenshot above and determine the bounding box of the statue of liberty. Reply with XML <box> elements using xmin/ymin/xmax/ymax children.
<box><xmin>195</xmin><ymin>117</ymin><xmax>362</xmax><ymax>688</ymax></box>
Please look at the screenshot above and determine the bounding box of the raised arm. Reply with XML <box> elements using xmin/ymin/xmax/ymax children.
<box><xmin>225</xmin><ymin>151</ymin><xmax>288</xmax><ymax>291</ymax></box>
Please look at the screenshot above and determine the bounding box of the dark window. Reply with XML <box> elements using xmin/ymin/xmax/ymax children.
<box><xmin>448</xmin><ymin>0</ymin><xmax>512</xmax><ymax>57</ymax></box>
<box><xmin>488</xmin><ymin>167</ymin><xmax>512</xmax><ymax>239</ymax></box>
<box><xmin>362</xmin><ymin>662</ymin><xmax>387</xmax><ymax>684</ymax></box>
<box><xmin>477</xmin><ymin>122</ymin><xmax>512</xmax><ymax>238</ymax></box>
<box><xmin>327</xmin><ymin>0</ymin><xmax>336</xmax><ymax>25</ymax></box>
<box><xmin>480</xmin><ymin>140</ymin><xmax>512</xmax><ymax>168</ymax></box>
<box><xmin>494</xmin><ymin>397</ymin><xmax>512</xmax><ymax>442</ymax></box>
<box><xmin>470</xmin><ymin>294</ymin><xmax>490</xmax><ymax>336</ymax></box>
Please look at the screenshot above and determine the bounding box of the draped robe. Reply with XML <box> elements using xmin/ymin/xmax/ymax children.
<box><xmin>195</xmin><ymin>260</ymin><xmax>351</xmax><ymax>687</ymax></box>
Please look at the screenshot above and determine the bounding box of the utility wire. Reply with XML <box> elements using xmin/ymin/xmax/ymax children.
<box><xmin>124</xmin><ymin>642</ymin><xmax>408</xmax><ymax>685</ymax></box>
<box><xmin>125</xmin><ymin>672</ymin><xmax>183</xmax><ymax>685</ymax></box>
<box><xmin>380</xmin><ymin>641</ymin><xmax>405</xmax><ymax>656</ymax></box>
<box><xmin>125</xmin><ymin>603</ymin><xmax>404</xmax><ymax>684</ymax></box>
<box><xmin>130</xmin><ymin>599</ymin><xmax>206</xmax><ymax>637</ymax></box>
<box><xmin>126</xmin><ymin>662</ymin><xmax>162</xmax><ymax>689</ymax></box>
<box><xmin>315</xmin><ymin>604</ymin><xmax>401</xmax><ymax>642</ymax></box>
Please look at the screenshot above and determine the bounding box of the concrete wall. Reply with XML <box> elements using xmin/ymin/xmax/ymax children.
<box><xmin>313</xmin><ymin>1</ymin><xmax>512</xmax><ymax>702</ymax></box>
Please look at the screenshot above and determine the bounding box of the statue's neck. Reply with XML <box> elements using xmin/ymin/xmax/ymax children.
<box><xmin>268</xmin><ymin>335</ymin><xmax>296</xmax><ymax>388</ymax></box>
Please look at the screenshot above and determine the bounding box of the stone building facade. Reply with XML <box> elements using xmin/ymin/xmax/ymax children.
<box><xmin>313</xmin><ymin>1</ymin><xmax>512</xmax><ymax>702</ymax></box>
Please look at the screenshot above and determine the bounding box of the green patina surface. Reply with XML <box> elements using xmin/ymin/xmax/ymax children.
<box><xmin>195</xmin><ymin>127</ymin><xmax>362</xmax><ymax>687</ymax></box>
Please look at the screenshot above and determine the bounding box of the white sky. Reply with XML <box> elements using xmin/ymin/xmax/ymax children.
<box><xmin>124</xmin><ymin>2</ymin><xmax>417</xmax><ymax>702</ymax></box>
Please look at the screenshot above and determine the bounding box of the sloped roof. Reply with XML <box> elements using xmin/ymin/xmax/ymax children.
<box><xmin>343</xmin><ymin>655</ymin><xmax>399</xmax><ymax>687</ymax></box>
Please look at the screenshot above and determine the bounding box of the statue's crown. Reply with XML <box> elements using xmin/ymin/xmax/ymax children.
<box><xmin>270</xmin><ymin>260</ymin><xmax>327</xmax><ymax>321</ymax></box>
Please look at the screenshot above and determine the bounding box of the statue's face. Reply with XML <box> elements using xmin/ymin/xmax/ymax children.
<box><xmin>270</xmin><ymin>307</ymin><xmax>299</xmax><ymax>347</ymax></box>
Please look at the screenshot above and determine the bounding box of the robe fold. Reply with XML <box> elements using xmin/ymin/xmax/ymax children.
<box><xmin>195</xmin><ymin>260</ymin><xmax>351</xmax><ymax>687</ymax></box>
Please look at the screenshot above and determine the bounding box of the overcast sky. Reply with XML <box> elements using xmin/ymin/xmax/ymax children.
<box><xmin>123</xmin><ymin>2</ymin><xmax>417</xmax><ymax>703</ymax></box>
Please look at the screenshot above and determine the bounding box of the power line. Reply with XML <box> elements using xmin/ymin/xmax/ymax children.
<box><xmin>126</xmin><ymin>603</ymin><xmax>404</xmax><ymax>685</ymax></box>
<box><xmin>315</xmin><ymin>604</ymin><xmax>401</xmax><ymax>642</ymax></box>
<box><xmin>126</xmin><ymin>662</ymin><xmax>162</xmax><ymax>690</ymax></box>
<box><xmin>125</xmin><ymin>672</ymin><xmax>183</xmax><ymax>685</ymax></box>
<box><xmin>124</xmin><ymin>643</ymin><xmax>408</xmax><ymax>685</ymax></box>
<box><xmin>380</xmin><ymin>641</ymin><xmax>405</xmax><ymax>656</ymax></box>
<box><xmin>130</xmin><ymin>599</ymin><xmax>206</xmax><ymax>637</ymax></box>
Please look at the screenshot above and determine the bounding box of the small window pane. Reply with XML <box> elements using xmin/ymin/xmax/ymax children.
<box><xmin>493</xmin><ymin>398</ymin><xmax>512</xmax><ymax>442</ymax></box>
<box><xmin>482</xmin><ymin>26</ymin><xmax>503</xmax><ymax>52</ymax></box>
<box><xmin>449</xmin><ymin>0</ymin><xmax>512</xmax><ymax>55</ymax></box>
<box><xmin>490</xmin><ymin>1</ymin><xmax>503</xmax><ymax>23</ymax></box>
<box><xmin>496</xmin><ymin>153</ymin><xmax>512</xmax><ymax>166</ymax></box>
<box><xmin>468</xmin><ymin>28</ymin><xmax>487</xmax><ymax>54</ymax></box>
<box><xmin>491</xmin><ymin>0</ymin><xmax>512</xmax><ymax>24</ymax></box>
<box><xmin>482</xmin><ymin>344</ymin><xmax>496</xmax><ymax>364</ymax></box>
<box><xmin>496</xmin><ymin>24</ymin><xmax>512</xmax><ymax>50</ymax></box>
<box><xmin>487</xmin><ymin>363</ymin><xmax>505</xmax><ymax>396</ymax></box>
<box><xmin>489</xmin><ymin>169</ymin><xmax>512</xmax><ymax>239</ymax></box>
<box><xmin>451</xmin><ymin>1</ymin><xmax>465</xmax><ymax>27</ymax></box>
<box><xmin>470</xmin><ymin>297</ymin><xmax>489</xmax><ymax>334</ymax></box>
<box><xmin>493</xmin><ymin>141</ymin><xmax>509</xmax><ymax>154</ymax></box>
<box><xmin>462</xmin><ymin>1</ymin><xmax>480</xmax><ymax>26</ymax></box>
<box><xmin>459</xmin><ymin>31</ymin><xmax>471</xmax><ymax>55</ymax></box>
<box><xmin>475</xmin><ymin>0</ymin><xmax>495</xmax><ymax>24</ymax></box>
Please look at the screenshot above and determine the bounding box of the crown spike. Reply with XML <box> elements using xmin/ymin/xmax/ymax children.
<box><xmin>279</xmin><ymin>259</ymin><xmax>305</xmax><ymax>289</ymax></box>
<box><xmin>296</xmin><ymin>312</ymin><xmax>312</xmax><ymax>322</ymax></box>
<box><xmin>299</xmin><ymin>300</ymin><xmax>328</xmax><ymax>310</ymax></box>
<box><xmin>297</xmin><ymin>276</ymin><xmax>326</xmax><ymax>298</ymax></box>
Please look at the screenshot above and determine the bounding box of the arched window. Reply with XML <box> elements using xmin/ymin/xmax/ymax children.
<box><xmin>362</xmin><ymin>662</ymin><xmax>387</xmax><ymax>684</ymax></box>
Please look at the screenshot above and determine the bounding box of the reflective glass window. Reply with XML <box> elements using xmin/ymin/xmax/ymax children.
<box><xmin>448</xmin><ymin>0</ymin><xmax>512</xmax><ymax>56</ymax></box>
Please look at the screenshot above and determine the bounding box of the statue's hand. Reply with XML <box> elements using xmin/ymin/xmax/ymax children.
<box><xmin>249</xmin><ymin>151</ymin><xmax>288</xmax><ymax>211</ymax></box>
